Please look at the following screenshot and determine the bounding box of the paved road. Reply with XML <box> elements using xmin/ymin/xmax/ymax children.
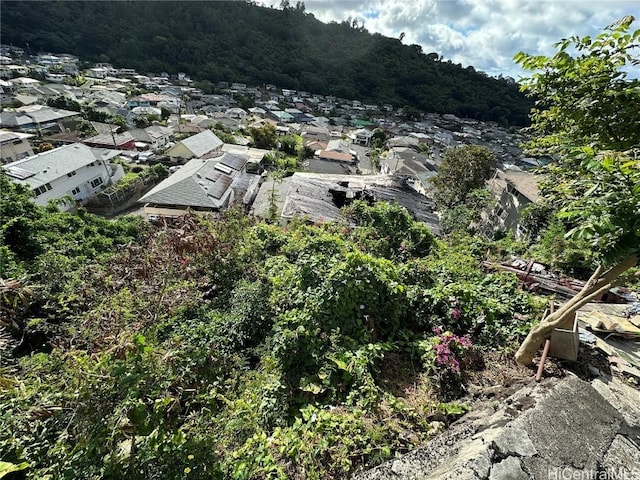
<box><xmin>350</xmin><ymin>144</ymin><xmax>375</xmax><ymax>174</ymax></box>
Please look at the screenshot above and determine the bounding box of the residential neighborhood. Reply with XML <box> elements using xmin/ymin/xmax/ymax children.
<box><xmin>2</xmin><ymin>6</ymin><xmax>638</xmax><ymax>480</ymax></box>
<box><xmin>1</xmin><ymin>45</ymin><xmax>542</xmax><ymax>237</ymax></box>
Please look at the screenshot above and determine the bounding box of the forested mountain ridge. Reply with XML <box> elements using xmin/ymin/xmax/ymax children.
<box><xmin>0</xmin><ymin>1</ymin><xmax>531</xmax><ymax>125</ymax></box>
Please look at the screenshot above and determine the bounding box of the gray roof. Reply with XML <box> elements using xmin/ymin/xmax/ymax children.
<box><xmin>0</xmin><ymin>129</ymin><xmax>34</xmax><ymax>144</ymax></box>
<box><xmin>275</xmin><ymin>173</ymin><xmax>441</xmax><ymax>234</ymax></box>
<box><xmin>139</xmin><ymin>152</ymin><xmax>251</xmax><ymax>209</ymax></box>
<box><xmin>0</xmin><ymin>112</ymin><xmax>33</xmax><ymax>127</ymax></box>
<box><xmin>179</xmin><ymin>130</ymin><xmax>223</xmax><ymax>158</ymax></box>
<box><xmin>146</xmin><ymin>125</ymin><xmax>173</xmax><ymax>139</ymax></box>
<box><xmin>4</xmin><ymin>143</ymin><xmax>101</xmax><ymax>188</ymax></box>
<box><xmin>84</xmin><ymin>131</ymin><xmax>134</xmax><ymax>147</ymax></box>
<box><xmin>0</xmin><ymin>106</ymin><xmax>78</xmax><ymax>128</ymax></box>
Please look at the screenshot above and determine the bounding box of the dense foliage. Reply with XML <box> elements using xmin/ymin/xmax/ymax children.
<box><xmin>0</xmin><ymin>170</ymin><xmax>540</xmax><ymax>478</ymax></box>
<box><xmin>0</xmin><ymin>1</ymin><xmax>531</xmax><ymax>125</ymax></box>
<box><xmin>512</xmin><ymin>16</ymin><xmax>640</xmax><ymax>365</ymax></box>
<box><xmin>514</xmin><ymin>16</ymin><xmax>640</xmax><ymax>265</ymax></box>
<box><xmin>430</xmin><ymin>145</ymin><xmax>497</xmax><ymax>236</ymax></box>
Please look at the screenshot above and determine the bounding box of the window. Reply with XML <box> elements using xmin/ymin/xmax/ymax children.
<box><xmin>71</xmin><ymin>187</ymin><xmax>81</xmax><ymax>196</ymax></box>
<box><xmin>67</xmin><ymin>170</ymin><xmax>76</xmax><ymax>177</ymax></box>
<box><xmin>34</xmin><ymin>183</ymin><xmax>53</xmax><ymax>196</ymax></box>
<box><xmin>90</xmin><ymin>177</ymin><xmax>104</xmax><ymax>188</ymax></box>
<box><xmin>495</xmin><ymin>206</ymin><xmax>508</xmax><ymax>221</ymax></box>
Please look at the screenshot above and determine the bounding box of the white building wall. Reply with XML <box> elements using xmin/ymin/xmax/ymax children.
<box><xmin>32</xmin><ymin>161</ymin><xmax>121</xmax><ymax>211</ymax></box>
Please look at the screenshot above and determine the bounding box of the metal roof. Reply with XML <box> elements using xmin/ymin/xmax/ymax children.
<box><xmin>271</xmin><ymin>173</ymin><xmax>441</xmax><ymax>235</ymax></box>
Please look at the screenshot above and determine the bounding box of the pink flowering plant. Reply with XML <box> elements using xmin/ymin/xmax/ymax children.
<box><xmin>420</xmin><ymin>326</ymin><xmax>474</xmax><ymax>399</ymax></box>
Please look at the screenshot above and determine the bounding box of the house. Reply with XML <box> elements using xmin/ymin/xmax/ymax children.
<box><xmin>316</xmin><ymin>150</ymin><xmax>354</xmax><ymax>164</ymax></box>
<box><xmin>3</xmin><ymin>143</ymin><xmax>124</xmax><ymax>211</ymax></box>
<box><xmin>7</xmin><ymin>76</ymin><xmax>38</xmax><ymax>87</ymax></box>
<box><xmin>220</xmin><ymin>144</ymin><xmax>269</xmax><ymax>173</ymax></box>
<box><xmin>248</xmin><ymin>106</ymin><xmax>267</xmax><ymax>116</ymax></box>
<box><xmin>83</xmin><ymin>131</ymin><xmax>136</xmax><ymax>150</ymax></box>
<box><xmin>0</xmin><ymin>65</ymin><xmax>29</xmax><ymax>79</ymax></box>
<box><xmin>325</xmin><ymin>139</ymin><xmax>353</xmax><ymax>155</ymax></box>
<box><xmin>251</xmin><ymin>172</ymin><xmax>441</xmax><ymax>234</ymax></box>
<box><xmin>483</xmin><ymin>168</ymin><xmax>541</xmax><ymax>238</ymax></box>
<box><xmin>129</xmin><ymin>126</ymin><xmax>174</xmax><ymax>151</ymax></box>
<box><xmin>387</xmin><ymin>136</ymin><xmax>420</xmax><ymax>148</ymax></box>
<box><xmin>352</xmin><ymin>128</ymin><xmax>373</xmax><ymax>146</ymax></box>
<box><xmin>165</xmin><ymin>130</ymin><xmax>223</xmax><ymax>162</ymax></box>
<box><xmin>0</xmin><ymin>105</ymin><xmax>80</xmax><ymax>133</ymax></box>
<box><xmin>0</xmin><ymin>129</ymin><xmax>34</xmax><ymax>164</ymax></box>
<box><xmin>87</xmin><ymin>67</ymin><xmax>109</xmax><ymax>79</ymax></box>
<box><xmin>301</xmin><ymin>125</ymin><xmax>331</xmax><ymax>143</ymax></box>
<box><xmin>269</xmin><ymin>110</ymin><xmax>294</xmax><ymax>123</ymax></box>
<box><xmin>380</xmin><ymin>147</ymin><xmax>435</xmax><ymax>197</ymax></box>
<box><xmin>226</xmin><ymin>107</ymin><xmax>248</xmax><ymax>120</ymax></box>
<box><xmin>138</xmin><ymin>152</ymin><xmax>261</xmax><ymax>218</ymax></box>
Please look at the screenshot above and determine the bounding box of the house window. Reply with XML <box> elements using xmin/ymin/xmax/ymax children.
<box><xmin>67</xmin><ymin>170</ymin><xmax>77</xmax><ymax>177</ymax></box>
<box><xmin>71</xmin><ymin>187</ymin><xmax>81</xmax><ymax>196</ymax></box>
<box><xmin>90</xmin><ymin>177</ymin><xmax>104</xmax><ymax>188</ymax></box>
<box><xmin>33</xmin><ymin>183</ymin><xmax>52</xmax><ymax>196</ymax></box>
<box><xmin>495</xmin><ymin>206</ymin><xmax>508</xmax><ymax>221</ymax></box>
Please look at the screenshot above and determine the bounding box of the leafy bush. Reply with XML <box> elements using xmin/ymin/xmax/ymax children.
<box><xmin>0</xmin><ymin>183</ymin><xmax>544</xmax><ymax>478</ymax></box>
<box><xmin>417</xmin><ymin>328</ymin><xmax>473</xmax><ymax>399</ymax></box>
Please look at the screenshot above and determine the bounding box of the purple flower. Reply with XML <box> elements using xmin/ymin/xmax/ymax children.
<box><xmin>451</xmin><ymin>308</ymin><xmax>461</xmax><ymax>321</ymax></box>
<box><xmin>450</xmin><ymin>358</ymin><xmax>460</xmax><ymax>373</ymax></box>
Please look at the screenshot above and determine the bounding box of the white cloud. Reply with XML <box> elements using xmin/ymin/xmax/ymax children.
<box><xmin>303</xmin><ymin>0</ymin><xmax>640</xmax><ymax>78</ymax></box>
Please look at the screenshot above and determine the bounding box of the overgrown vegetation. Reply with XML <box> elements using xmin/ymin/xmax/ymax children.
<box><xmin>0</xmin><ymin>173</ymin><xmax>540</xmax><ymax>478</ymax></box>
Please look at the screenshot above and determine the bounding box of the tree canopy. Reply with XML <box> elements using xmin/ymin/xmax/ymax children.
<box><xmin>0</xmin><ymin>1</ymin><xmax>532</xmax><ymax>125</ymax></box>
<box><xmin>431</xmin><ymin>145</ymin><xmax>497</xmax><ymax>210</ymax></box>
<box><xmin>514</xmin><ymin>16</ymin><xmax>639</xmax><ymax>265</ymax></box>
<box><xmin>513</xmin><ymin>16</ymin><xmax>640</xmax><ymax>364</ymax></box>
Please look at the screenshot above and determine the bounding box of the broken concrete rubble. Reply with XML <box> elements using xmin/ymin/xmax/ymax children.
<box><xmin>354</xmin><ymin>376</ymin><xmax>640</xmax><ymax>480</ymax></box>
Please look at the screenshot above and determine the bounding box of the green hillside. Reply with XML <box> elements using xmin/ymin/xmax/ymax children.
<box><xmin>0</xmin><ymin>1</ymin><xmax>531</xmax><ymax>125</ymax></box>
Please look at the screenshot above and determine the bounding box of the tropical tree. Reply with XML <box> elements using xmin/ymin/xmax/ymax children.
<box><xmin>248</xmin><ymin>123</ymin><xmax>277</xmax><ymax>150</ymax></box>
<box><xmin>370</xmin><ymin>128</ymin><xmax>387</xmax><ymax>149</ymax></box>
<box><xmin>513</xmin><ymin>16</ymin><xmax>640</xmax><ymax>365</ymax></box>
<box><xmin>431</xmin><ymin>145</ymin><xmax>497</xmax><ymax>210</ymax></box>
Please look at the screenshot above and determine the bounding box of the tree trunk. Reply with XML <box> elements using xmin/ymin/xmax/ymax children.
<box><xmin>514</xmin><ymin>255</ymin><xmax>639</xmax><ymax>365</ymax></box>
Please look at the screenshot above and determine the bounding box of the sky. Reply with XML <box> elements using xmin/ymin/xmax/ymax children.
<box><xmin>297</xmin><ymin>0</ymin><xmax>639</xmax><ymax>80</ymax></box>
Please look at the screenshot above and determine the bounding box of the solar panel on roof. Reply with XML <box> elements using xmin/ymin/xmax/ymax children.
<box><xmin>6</xmin><ymin>166</ymin><xmax>35</xmax><ymax>180</ymax></box>
<box><xmin>219</xmin><ymin>153</ymin><xmax>248</xmax><ymax>171</ymax></box>
<box><xmin>208</xmin><ymin>174</ymin><xmax>233</xmax><ymax>199</ymax></box>
<box><xmin>205</xmin><ymin>172</ymin><xmax>221</xmax><ymax>182</ymax></box>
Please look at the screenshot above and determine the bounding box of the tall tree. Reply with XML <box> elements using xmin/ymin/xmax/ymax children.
<box><xmin>248</xmin><ymin>124</ymin><xmax>277</xmax><ymax>150</ymax></box>
<box><xmin>431</xmin><ymin>145</ymin><xmax>497</xmax><ymax>209</ymax></box>
<box><xmin>513</xmin><ymin>16</ymin><xmax>640</xmax><ymax>365</ymax></box>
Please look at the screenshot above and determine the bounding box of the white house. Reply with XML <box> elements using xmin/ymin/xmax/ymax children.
<box><xmin>129</xmin><ymin>125</ymin><xmax>174</xmax><ymax>151</ymax></box>
<box><xmin>3</xmin><ymin>143</ymin><xmax>124</xmax><ymax>211</ymax></box>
